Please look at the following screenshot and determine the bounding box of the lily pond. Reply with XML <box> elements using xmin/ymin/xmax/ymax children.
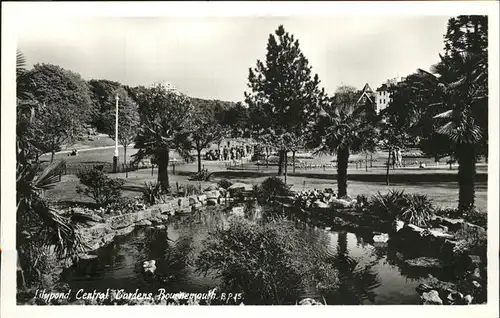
<box><xmin>62</xmin><ymin>204</ymin><xmax>444</xmax><ymax>305</ymax></box>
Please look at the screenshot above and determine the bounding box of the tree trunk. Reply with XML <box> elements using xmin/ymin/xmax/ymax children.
<box><xmin>124</xmin><ymin>145</ymin><xmax>128</xmax><ymax>178</ymax></box>
<box><xmin>266</xmin><ymin>147</ymin><xmax>269</xmax><ymax>168</ymax></box>
<box><xmin>337</xmin><ymin>147</ymin><xmax>349</xmax><ymax>198</ymax></box>
<box><xmin>157</xmin><ymin>148</ymin><xmax>170</xmax><ymax>192</ymax></box>
<box><xmin>197</xmin><ymin>149</ymin><xmax>202</xmax><ymax>173</ymax></box>
<box><xmin>385</xmin><ymin>148</ymin><xmax>391</xmax><ymax>185</ymax></box>
<box><xmin>284</xmin><ymin>151</ymin><xmax>288</xmax><ymax>184</ymax></box>
<box><xmin>277</xmin><ymin>149</ymin><xmax>286</xmax><ymax>176</ymax></box>
<box><xmin>292</xmin><ymin>150</ymin><xmax>296</xmax><ymax>174</ymax></box>
<box><xmin>51</xmin><ymin>150</ymin><xmax>55</xmax><ymax>163</ymax></box>
<box><xmin>457</xmin><ymin>144</ymin><xmax>476</xmax><ymax>212</ymax></box>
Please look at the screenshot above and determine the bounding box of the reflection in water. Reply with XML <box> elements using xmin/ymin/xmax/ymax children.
<box><xmin>64</xmin><ymin>205</ymin><xmax>424</xmax><ymax>304</ymax></box>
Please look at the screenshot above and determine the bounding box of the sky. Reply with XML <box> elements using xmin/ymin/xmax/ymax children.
<box><xmin>17</xmin><ymin>16</ymin><xmax>451</xmax><ymax>102</ymax></box>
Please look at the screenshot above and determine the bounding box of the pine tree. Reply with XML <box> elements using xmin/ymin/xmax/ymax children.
<box><xmin>245</xmin><ymin>25</ymin><xmax>326</xmax><ymax>176</ymax></box>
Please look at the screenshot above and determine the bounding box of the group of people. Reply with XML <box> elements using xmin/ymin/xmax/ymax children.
<box><xmin>204</xmin><ymin>144</ymin><xmax>253</xmax><ymax>161</ymax></box>
<box><xmin>391</xmin><ymin>147</ymin><xmax>403</xmax><ymax>168</ymax></box>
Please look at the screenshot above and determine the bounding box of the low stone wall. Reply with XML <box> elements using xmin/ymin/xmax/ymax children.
<box><xmin>77</xmin><ymin>188</ymin><xmax>233</xmax><ymax>257</ymax></box>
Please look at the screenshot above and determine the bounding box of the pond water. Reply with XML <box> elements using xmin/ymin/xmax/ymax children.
<box><xmin>63</xmin><ymin>205</ymin><xmax>428</xmax><ymax>305</ymax></box>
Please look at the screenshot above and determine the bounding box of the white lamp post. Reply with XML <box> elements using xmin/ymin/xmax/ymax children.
<box><xmin>113</xmin><ymin>94</ymin><xmax>119</xmax><ymax>172</ymax></box>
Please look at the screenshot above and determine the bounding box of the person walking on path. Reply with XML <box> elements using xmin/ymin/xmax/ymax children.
<box><xmin>396</xmin><ymin>148</ymin><xmax>403</xmax><ymax>168</ymax></box>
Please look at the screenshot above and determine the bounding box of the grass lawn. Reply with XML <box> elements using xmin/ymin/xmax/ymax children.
<box><xmin>45</xmin><ymin>158</ymin><xmax>488</xmax><ymax>213</ymax></box>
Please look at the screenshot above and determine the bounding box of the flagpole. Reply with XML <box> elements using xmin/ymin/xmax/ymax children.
<box><xmin>113</xmin><ymin>95</ymin><xmax>119</xmax><ymax>172</ymax></box>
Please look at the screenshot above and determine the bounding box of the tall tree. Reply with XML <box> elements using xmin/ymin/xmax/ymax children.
<box><xmin>132</xmin><ymin>82</ymin><xmax>193</xmax><ymax>191</ymax></box>
<box><xmin>415</xmin><ymin>16</ymin><xmax>487</xmax><ymax>212</ymax></box>
<box><xmin>309</xmin><ymin>86</ymin><xmax>378</xmax><ymax>197</ymax></box>
<box><xmin>191</xmin><ymin>104</ymin><xmax>225</xmax><ymax>173</ymax></box>
<box><xmin>245</xmin><ymin>25</ymin><xmax>326</xmax><ymax>176</ymax></box>
<box><xmin>16</xmin><ymin>52</ymin><xmax>91</xmax><ymax>288</ymax></box>
<box><xmin>88</xmin><ymin>79</ymin><xmax>123</xmax><ymax>132</ymax></box>
<box><xmin>23</xmin><ymin>64</ymin><xmax>94</xmax><ymax>161</ymax></box>
<box><xmin>220</xmin><ymin>102</ymin><xmax>251</xmax><ymax>138</ymax></box>
<box><xmin>103</xmin><ymin>87</ymin><xmax>140</xmax><ymax>177</ymax></box>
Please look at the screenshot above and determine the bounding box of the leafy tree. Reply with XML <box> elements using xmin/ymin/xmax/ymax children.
<box><xmin>196</xmin><ymin>218</ymin><xmax>340</xmax><ymax>305</ymax></box>
<box><xmin>102</xmin><ymin>87</ymin><xmax>140</xmax><ymax>177</ymax></box>
<box><xmin>415</xmin><ymin>15</ymin><xmax>487</xmax><ymax>212</ymax></box>
<box><xmin>23</xmin><ymin>64</ymin><xmax>94</xmax><ymax>161</ymax></box>
<box><xmin>309</xmin><ymin>86</ymin><xmax>378</xmax><ymax>197</ymax></box>
<box><xmin>245</xmin><ymin>25</ymin><xmax>326</xmax><ymax>176</ymax></box>
<box><xmin>191</xmin><ymin>104</ymin><xmax>225</xmax><ymax>173</ymax></box>
<box><xmin>16</xmin><ymin>52</ymin><xmax>91</xmax><ymax>289</ymax></box>
<box><xmin>88</xmin><ymin>79</ymin><xmax>122</xmax><ymax>131</ymax></box>
<box><xmin>76</xmin><ymin>168</ymin><xmax>125</xmax><ymax>207</ymax></box>
<box><xmin>220</xmin><ymin>101</ymin><xmax>251</xmax><ymax>138</ymax></box>
<box><xmin>132</xmin><ymin>82</ymin><xmax>194</xmax><ymax>191</ymax></box>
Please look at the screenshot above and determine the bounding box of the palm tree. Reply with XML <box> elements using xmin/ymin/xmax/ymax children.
<box><xmin>132</xmin><ymin>82</ymin><xmax>194</xmax><ymax>191</ymax></box>
<box><xmin>310</xmin><ymin>87</ymin><xmax>378</xmax><ymax>197</ymax></box>
<box><xmin>416</xmin><ymin>51</ymin><xmax>487</xmax><ymax>212</ymax></box>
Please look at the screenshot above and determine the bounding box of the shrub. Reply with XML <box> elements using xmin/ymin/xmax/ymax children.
<box><xmin>76</xmin><ymin>168</ymin><xmax>124</xmax><ymax>207</ymax></box>
<box><xmin>196</xmin><ymin>217</ymin><xmax>339</xmax><ymax>305</ymax></box>
<box><xmin>142</xmin><ymin>181</ymin><xmax>163</xmax><ymax>206</ymax></box>
<box><xmin>400</xmin><ymin>194</ymin><xmax>435</xmax><ymax>227</ymax></box>
<box><xmin>435</xmin><ymin>207</ymin><xmax>487</xmax><ymax>229</ymax></box>
<box><xmin>217</xmin><ymin>179</ymin><xmax>233</xmax><ymax>190</ymax></box>
<box><xmin>354</xmin><ymin>194</ymin><xmax>369</xmax><ymax>212</ymax></box>
<box><xmin>254</xmin><ymin>177</ymin><xmax>292</xmax><ymax>203</ymax></box>
<box><xmin>453</xmin><ymin>224</ymin><xmax>487</xmax><ymax>257</ymax></box>
<box><xmin>189</xmin><ymin>169</ymin><xmax>214</xmax><ymax>181</ymax></box>
<box><xmin>184</xmin><ymin>184</ymin><xmax>202</xmax><ymax>196</ymax></box>
<box><xmin>367</xmin><ymin>190</ymin><xmax>435</xmax><ymax>226</ymax></box>
<box><xmin>462</xmin><ymin>208</ymin><xmax>487</xmax><ymax>229</ymax></box>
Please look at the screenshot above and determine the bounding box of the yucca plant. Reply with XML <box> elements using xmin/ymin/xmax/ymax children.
<box><xmin>17</xmin><ymin>160</ymin><xmax>92</xmax><ymax>288</ymax></box>
<box><xmin>368</xmin><ymin>190</ymin><xmax>407</xmax><ymax>221</ymax></box>
<box><xmin>400</xmin><ymin>194</ymin><xmax>435</xmax><ymax>227</ymax></box>
<box><xmin>367</xmin><ymin>190</ymin><xmax>435</xmax><ymax>226</ymax></box>
<box><xmin>142</xmin><ymin>181</ymin><xmax>163</xmax><ymax>206</ymax></box>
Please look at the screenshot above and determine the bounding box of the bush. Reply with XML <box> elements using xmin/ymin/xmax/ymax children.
<box><xmin>435</xmin><ymin>207</ymin><xmax>487</xmax><ymax>229</ymax></box>
<box><xmin>76</xmin><ymin>168</ymin><xmax>124</xmax><ymax>207</ymax></box>
<box><xmin>184</xmin><ymin>184</ymin><xmax>202</xmax><ymax>196</ymax></box>
<box><xmin>142</xmin><ymin>181</ymin><xmax>163</xmax><ymax>206</ymax></box>
<box><xmin>367</xmin><ymin>190</ymin><xmax>435</xmax><ymax>226</ymax></box>
<box><xmin>217</xmin><ymin>179</ymin><xmax>233</xmax><ymax>190</ymax></box>
<box><xmin>453</xmin><ymin>224</ymin><xmax>487</xmax><ymax>257</ymax></box>
<box><xmin>462</xmin><ymin>209</ymin><xmax>487</xmax><ymax>229</ymax></box>
<box><xmin>196</xmin><ymin>218</ymin><xmax>339</xmax><ymax>305</ymax></box>
<box><xmin>189</xmin><ymin>169</ymin><xmax>214</xmax><ymax>181</ymax></box>
<box><xmin>254</xmin><ymin>177</ymin><xmax>292</xmax><ymax>203</ymax></box>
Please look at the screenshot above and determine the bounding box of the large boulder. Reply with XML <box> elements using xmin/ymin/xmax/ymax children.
<box><xmin>205</xmin><ymin>190</ymin><xmax>221</xmax><ymax>199</ymax></box>
<box><xmin>231</xmin><ymin>206</ymin><xmax>245</xmax><ymax>217</ymax></box>
<box><xmin>136</xmin><ymin>219</ymin><xmax>153</xmax><ymax>227</ymax></box>
<box><xmin>423</xmin><ymin>228</ymin><xmax>454</xmax><ymax>240</ymax></box>
<box><xmin>420</xmin><ymin>290</ymin><xmax>443</xmax><ymax>305</ymax></box>
<box><xmin>228</xmin><ymin>183</ymin><xmax>254</xmax><ymax>196</ymax></box>
<box><xmin>431</xmin><ymin>216</ymin><xmax>465</xmax><ymax>232</ymax></box>
<box><xmin>72</xmin><ymin>211</ymin><xmax>103</xmax><ymax>224</ymax></box>
<box><xmin>312</xmin><ymin>200</ymin><xmax>330</xmax><ymax>208</ymax></box>
<box><xmin>197</xmin><ymin>194</ymin><xmax>207</xmax><ymax>203</ymax></box>
<box><xmin>109</xmin><ymin>214</ymin><xmax>137</xmax><ymax>230</ymax></box>
<box><xmin>156</xmin><ymin>201</ymin><xmax>177</xmax><ymax>214</ymax></box>
<box><xmin>405</xmin><ymin>257</ymin><xmax>443</xmax><ymax>269</ymax></box>
<box><xmin>177</xmin><ymin>197</ymin><xmax>190</xmax><ymax>209</ymax></box>
<box><xmin>373</xmin><ymin>233</ymin><xmax>389</xmax><ymax>243</ymax></box>
<box><xmin>392</xmin><ymin>220</ymin><xmax>405</xmax><ymax>233</ymax></box>
<box><xmin>204</xmin><ymin>185</ymin><xmax>218</xmax><ymax>191</ymax></box>
<box><xmin>206</xmin><ymin>198</ymin><xmax>218</xmax><ymax>206</ymax></box>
